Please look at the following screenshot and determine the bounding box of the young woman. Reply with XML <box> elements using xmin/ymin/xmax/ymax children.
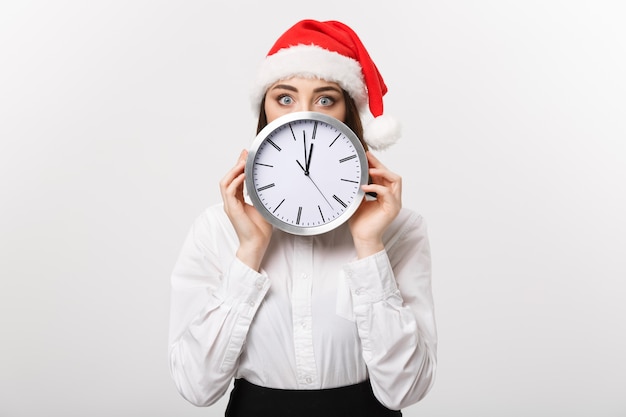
<box><xmin>168</xmin><ymin>19</ymin><xmax>437</xmax><ymax>417</ymax></box>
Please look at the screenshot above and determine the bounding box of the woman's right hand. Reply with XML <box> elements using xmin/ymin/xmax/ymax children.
<box><xmin>219</xmin><ymin>149</ymin><xmax>272</xmax><ymax>271</ymax></box>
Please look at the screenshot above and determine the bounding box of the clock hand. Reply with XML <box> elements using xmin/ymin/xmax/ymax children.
<box><xmin>306</xmin><ymin>142</ymin><xmax>313</xmax><ymax>173</ymax></box>
<box><xmin>295</xmin><ymin>159</ymin><xmax>331</xmax><ymax>207</ymax></box>
<box><xmin>306</xmin><ymin>173</ymin><xmax>334</xmax><ymax>210</ymax></box>
<box><xmin>302</xmin><ymin>130</ymin><xmax>309</xmax><ymax>175</ymax></box>
<box><xmin>296</xmin><ymin>159</ymin><xmax>307</xmax><ymax>174</ymax></box>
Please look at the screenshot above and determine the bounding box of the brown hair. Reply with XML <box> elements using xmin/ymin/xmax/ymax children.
<box><xmin>256</xmin><ymin>89</ymin><xmax>368</xmax><ymax>152</ymax></box>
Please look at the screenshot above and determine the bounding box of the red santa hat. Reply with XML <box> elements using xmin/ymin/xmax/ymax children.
<box><xmin>251</xmin><ymin>19</ymin><xmax>401</xmax><ymax>150</ymax></box>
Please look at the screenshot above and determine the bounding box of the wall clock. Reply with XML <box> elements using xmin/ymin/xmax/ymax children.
<box><xmin>245</xmin><ymin>111</ymin><xmax>368</xmax><ymax>236</ymax></box>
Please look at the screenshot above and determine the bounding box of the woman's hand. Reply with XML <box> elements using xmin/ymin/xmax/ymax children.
<box><xmin>219</xmin><ymin>149</ymin><xmax>273</xmax><ymax>271</ymax></box>
<box><xmin>349</xmin><ymin>152</ymin><xmax>402</xmax><ymax>259</ymax></box>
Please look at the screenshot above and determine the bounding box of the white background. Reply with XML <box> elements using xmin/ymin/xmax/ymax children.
<box><xmin>1</xmin><ymin>1</ymin><xmax>625</xmax><ymax>416</ymax></box>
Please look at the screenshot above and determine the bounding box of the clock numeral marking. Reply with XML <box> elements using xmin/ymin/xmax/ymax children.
<box><xmin>296</xmin><ymin>206</ymin><xmax>302</xmax><ymax>225</ymax></box>
<box><xmin>257</xmin><ymin>183</ymin><xmax>275</xmax><ymax>192</ymax></box>
<box><xmin>256</xmin><ymin>162</ymin><xmax>274</xmax><ymax>168</ymax></box>
<box><xmin>329</xmin><ymin>133</ymin><xmax>341</xmax><ymax>147</ymax></box>
<box><xmin>318</xmin><ymin>205</ymin><xmax>325</xmax><ymax>222</ymax></box>
<box><xmin>267</xmin><ymin>139</ymin><xmax>281</xmax><ymax>151</ymax></box>
<box><xmin>273</xmin><ymin>198</ymin><xmax>285</xmax><ymax>213</ymax></box>
<box><xmin>339</xmin><ymin>154</ymin><xmax>357</xmax><ymax>163</ymax></box>
<box><xmin>341</xmin><ymin>178</ymin><xmax>359</xmax><ymax>184</ymax></box>
<box><xmin>312</xmin><ymin>121</ymin><xmax>318</xmax><ymax>139</ymax></box>
<box><xmin>289</xmin><ymin>124</ymin><xmax>296</xmax><ymax>141</ymax></box>
<box><xmin>333</xmin><ymin>195</ymin><xmax>347</xmax><ymax>208</ymax></box>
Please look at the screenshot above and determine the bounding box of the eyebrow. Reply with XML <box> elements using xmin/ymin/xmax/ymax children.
<box><xmin>314</xmin><ymin>86</ymin><xmax>343</xmax><ymax>94</ymax></box>
<box><xmin>270</xmin><ymin>84</ymin><xmax>343</xmax><ymax>94</ymax></box>
<box><xmin>271</xmin><ymin>84</ymin><xmax>298</xmax><ymax>92</ymax></box>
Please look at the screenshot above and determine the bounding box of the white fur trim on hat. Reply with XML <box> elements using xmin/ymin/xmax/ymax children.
<box><xmin>363</xmin><ymin>114</ymin><xmax>402</xmax><ymax>151</ymax></box>
<box><xmin>250</xmin><ymin>44</ymin><xmax>367</xmax><ymax>112</ymax></box>
<box><xmin>251</xmin><ymin>43</ymin><xmax>402</xmax><ymax>150</ymax></box>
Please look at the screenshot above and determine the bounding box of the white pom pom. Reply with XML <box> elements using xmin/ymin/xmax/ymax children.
<box><xmin>363</xmin><ymin>115</ymin><xmax>402</xmax><ymax>150</ymax></box>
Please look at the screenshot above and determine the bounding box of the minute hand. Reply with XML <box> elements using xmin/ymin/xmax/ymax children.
<box><xmin>302</xmin><ymin>130</ymin><xmax>309</xmax><ymax>175</ymax></box>
<box><xmin>305</xmin><ymin>142</ymin><xmax>313</xmax><ymax>173</ymax></box>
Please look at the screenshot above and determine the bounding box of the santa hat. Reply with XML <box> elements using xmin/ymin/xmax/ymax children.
<box><xmin>250</xmin><ymin>19</ymin><xmax>401</xmax><ymax>150</ymax></box>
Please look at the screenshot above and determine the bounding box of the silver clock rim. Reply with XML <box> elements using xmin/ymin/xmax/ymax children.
<box><xmin>245</xmin><ymin>111</ymin><xmax>368</xmax><ymax>236</ymax></box>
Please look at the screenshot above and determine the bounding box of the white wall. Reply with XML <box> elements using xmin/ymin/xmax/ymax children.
<box><xmin>1</xmin><ymin>1</ymin><xmax>624</xmax><ymax>416</ymax></box>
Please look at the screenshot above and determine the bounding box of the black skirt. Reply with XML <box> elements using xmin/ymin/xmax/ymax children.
<box><xmin>225</xmin><ymin>378</ymin><xmax>402</xmax><ymax>417</ymax></box>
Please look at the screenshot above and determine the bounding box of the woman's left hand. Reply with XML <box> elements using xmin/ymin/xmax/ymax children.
<box><xmin>348</xmin><ymin>151</ymin><xmax>402</xmax><ymax>259</ymax></box>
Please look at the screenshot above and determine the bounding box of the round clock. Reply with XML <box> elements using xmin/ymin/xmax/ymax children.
<box><xmin>245</xmin><ymin>111</ymin><xmax>368</xmax><ymax>236</ymax></box>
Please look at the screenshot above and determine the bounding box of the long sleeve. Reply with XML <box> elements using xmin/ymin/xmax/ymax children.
<box><xmin>168</xmin><ymin>206</ymin><xmax>436</xmax><ymax>409</ymax></box>
<box><xmin>168</xmin><ymin>206</ymin><xmax>270</xmax><ymax>406</ymax></box>
<box><xmin>343</xmin><ymin>211</ymin><xmax>437</xmax><ymax>410</ymax></box>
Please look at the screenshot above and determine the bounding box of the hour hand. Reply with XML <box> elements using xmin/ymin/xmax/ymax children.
<box><xmin>296</xmin><ymin>159</ymin><xmax>308</xmax><ymax>175</ymax></box>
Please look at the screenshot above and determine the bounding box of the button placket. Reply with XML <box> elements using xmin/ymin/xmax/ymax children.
<box><xmin>291</xmin><ymin>237</ymin><xmax>318</xmax><ymax>388</ymax></box>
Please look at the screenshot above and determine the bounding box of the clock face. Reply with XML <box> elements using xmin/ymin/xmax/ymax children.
<box><xmin>245</xmin><ymin>111</ymin><xmax>368</xmax><ymax>236</ymax></box>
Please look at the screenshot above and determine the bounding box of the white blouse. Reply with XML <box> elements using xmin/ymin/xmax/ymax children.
<box><xmin>168</xmin><ymin>204</ymin><xmax>437</xmax><ymax>410</ymax></box>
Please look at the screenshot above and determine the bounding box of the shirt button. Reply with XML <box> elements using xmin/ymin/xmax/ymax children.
<box><xmin>301</xmin><ymin>273</ymin><xmax>308</xmax><ymax>279</ymax></box>
<box><xmin>305</xmin><ymin>376</ymin><xmax>313</xmax><ymax>384</ymax></box>
<box><xmin>248</xmin><ymin>300</ymin><xmax>255</xmax><ymax>306</ymax></box>
<box><xmin>355</xmin><ymin>288</ymin><xmax>364</xmax><ymax>296</ymax></box>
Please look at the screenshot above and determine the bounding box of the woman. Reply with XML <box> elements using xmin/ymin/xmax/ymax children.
<box><xmin>168</xmin><ymin>19</ymin><xmax>437</xmax><ymax>417</ymax></box>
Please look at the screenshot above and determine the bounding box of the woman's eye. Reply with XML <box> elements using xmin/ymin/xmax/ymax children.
<box><xmin>278</xmin><ymin>95</ymin><xmax>294</xmax><ymax>105</ymax></box>
<box><xmin>318</xmin><ymin>96</ymin><xmax>335</xmax><ymax>106</ymax></box>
